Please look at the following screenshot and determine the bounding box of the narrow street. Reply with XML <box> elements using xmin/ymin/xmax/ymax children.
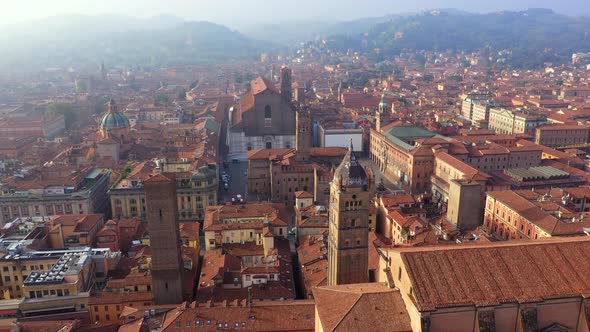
<box><xmin>219</xmin><ymin>161</ymin><xmax>249</xmax><ymax>204</ymax></box>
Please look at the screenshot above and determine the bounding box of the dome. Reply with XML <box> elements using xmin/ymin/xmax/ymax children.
<box><xmin>99</xmin><ymin>99</ymin><xmax>130</xmax><ymax>131</ymax></box>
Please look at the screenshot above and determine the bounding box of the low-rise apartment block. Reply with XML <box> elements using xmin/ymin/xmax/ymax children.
<box><xmin>0</xmin><ymin>167</ymin><xmax>111</xmax><ymax>225</ymax></box>
<box><xmin>110</xmin><ymin>160</ymin><xmax>218</xmax><ymax>221</ymax></box>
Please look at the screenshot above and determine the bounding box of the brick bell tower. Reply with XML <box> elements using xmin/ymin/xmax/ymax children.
<box><xmin>280</xmin><ymin>65</ymin><xmax>293</xmax><ymax>101</ymax></box>
<box><xmin>295</xmin><ymin>107</ymin><xmax>312</xmax><ymax>161</ymax></box>
<box><xmin>144</xmin><ymin>173</ymin><xmax>184</xmax><ymax>304</ymax></box>
<box><xmin>327</xmin><ymin>141</ymin><xmax>370</xmax><ymax>285</ymax></box>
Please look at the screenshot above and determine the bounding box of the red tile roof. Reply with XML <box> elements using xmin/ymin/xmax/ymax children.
<box><xmin>313</xmin><ymin>283</ymin><xmax>411</xmax><ymax>332</ymax></box>
<box><xmin>89</xmin><ymin>290</ymin><xmax>153</xmax><ymax>305</ymax></box>
<box><xmin>204</xmin><ymin>203</ymin><xmax>288</xmax><ymax>231</ymax></box>
<box><xmin>294</xmin><ymin>191</ymin><xmax>314</xmax><ymax>199</ymax></box>
<box><xmin>51</xmin><ymin>214</ymin><xmax>104</xmax><ymax>233</ymax></box>
<box><xmin>250</xmin><ymin>77</ymin><xmax>278</xmax><ymax>95</ymax></box>
<box><xmin>397</xmin><ymin>237</ymin><xmax>590</xmax><ymax>311</ymax></box>
<box><xmin>159</xmin><ymin>300</ymin><xmax>315</xmax><ymax>332</ymax></box>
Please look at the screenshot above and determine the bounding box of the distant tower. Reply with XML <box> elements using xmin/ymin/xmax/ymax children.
<box><xmin>327</xmin><ymin>141</ymin><xmax>370</xmax><ymax>286</ymax></box>
<box><xmin>337</xmin><ymin>80</ymin><xmax>343</xmax><ymax>102</ymax></box>
<box><xmin>295</xmin><ymin>107</ymin><xmax>312</xmax><ymax>161</ymax></box>
<box><xmin>376</xmin><ymin>93</ymin><xmax>389</xmax><ymax>132</ymax></box>
<box><xmin>100</xmin><ymin>62</ymin><xmax>107</xmax><ymax>81</ymax></box>
<box><xmin>280</xmin><ymin>66</ymin><xmax>293</xmax><ymax>101</ymax></box>
<box><xmin>144</xmin><ymin>173</ymin><xmax>184</xmax><ymax>304</ymax></box>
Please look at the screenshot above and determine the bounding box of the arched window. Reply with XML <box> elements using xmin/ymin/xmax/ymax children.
<box><xmin>264</xmin><ymin>105</ymin><xmax>272</xmax><ymax>127</ymax></box>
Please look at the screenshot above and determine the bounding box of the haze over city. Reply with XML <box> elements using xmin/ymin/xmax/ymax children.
<box><xmin>1</xmin><ymin>0</ymin><xmax>588</xmax><ymax>27</ymax></box>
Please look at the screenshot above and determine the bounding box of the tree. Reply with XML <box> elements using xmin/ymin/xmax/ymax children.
<box><xmin>47</xmin><ymin>103</ymin><xmax>77</xmax><ymax>130</ymax></box>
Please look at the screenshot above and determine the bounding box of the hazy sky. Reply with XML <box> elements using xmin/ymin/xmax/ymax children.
<box><xmin>2</xmin><ymin>0</ymin><xmax>587</xmax><ymax>26</ymax></box>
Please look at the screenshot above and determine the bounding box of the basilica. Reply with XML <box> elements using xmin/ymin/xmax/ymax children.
<box><xmin>226</xmin><ymin>67</ymin><xmax>297</xmax><ymax>161</ymax></box>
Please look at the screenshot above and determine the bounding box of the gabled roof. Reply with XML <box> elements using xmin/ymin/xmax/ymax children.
<box><xmin>294</xmin><ymin>191</ymin><xmax>314</xmax><ymax>199</ymax></box>
<box><xmin>250</xmin><ymin>76</ymin><xmax>279</xmax><ymax>95</ymax></box>
<box><xmin>247</xmin><ymin>148</ymin><xmax>295</xmax><ymax>160</ymax></box>
<box><xmin>313</xmin><ymin>283</ymin><xmax>411</xmax><ymax>332</ymax></box>
<box><xmin>396</xmin><ymin>237</ymin><xmax>590</xmax><ymax>311</ymax></box>
<box><xmin>144</xmin><ymin>173</ymin><xmax>174</xmax><ymax>184</ymax></box>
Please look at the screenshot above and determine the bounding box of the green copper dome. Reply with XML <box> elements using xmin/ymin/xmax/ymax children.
<box><xmin>99</xmin><ymin>99</ymin><xmax>129</xmax><ymax>130</ymax></box>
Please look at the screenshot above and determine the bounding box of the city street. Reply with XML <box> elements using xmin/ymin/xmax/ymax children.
<box><xmin>219</xmin><ymin>161</ymin><xmax>249</xmax><ymax>204</ymax></box>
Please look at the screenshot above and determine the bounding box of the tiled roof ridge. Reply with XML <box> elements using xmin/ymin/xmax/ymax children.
<box><xmin>331</xmin><ymin>293</ymin><xmax>364</xmax><ymax>332</ymax></box>
<box><xmin>395</xmin><ymin>235</ymin><xmax>590</xmax><ymax>253</ymax></box>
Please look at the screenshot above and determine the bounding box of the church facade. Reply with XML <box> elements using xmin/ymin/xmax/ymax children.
<box><xmin>227</xmin><ymin>74</ymin><xmax>296</xmax><ymax>161</ymax></box>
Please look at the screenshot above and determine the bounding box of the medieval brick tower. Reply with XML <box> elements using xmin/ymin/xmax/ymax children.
<box><xmin>295</xmin><ymin>107</ymin><xmax>312</xmax><ymax>161</ymax></box>
<box><xmin>327</xmin><ymin>142</ymin><xmax>370</xmax><ymax>285</ymax></box>
<box><xmin>144</xmin><ymin>173</ymin><xmax>184</xmax><ymax>304</ymax></box>
<box><xmin>280</xmin><ymin>65</ymin><xmax>292</xmax><ymax>101</ymax></box>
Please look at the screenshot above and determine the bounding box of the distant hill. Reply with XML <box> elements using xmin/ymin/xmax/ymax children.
<box><xmin>239</xmin><ymin>21</ymin><xmax>335</xmax><ymax>45</ymax></box>
<box><xmin>239</xmin><ymin>15</ymin><xmax>403</xmax><ymax>45</ymax></box>
<box><xmin>321</xmin><ymin>9</ymin><xmax>590</xmax><ymax>68</ymax></box>
<box><xmin>0</xmin><ymin>15</ymin><xmax>276</xmax><ymax>70</ymax></box>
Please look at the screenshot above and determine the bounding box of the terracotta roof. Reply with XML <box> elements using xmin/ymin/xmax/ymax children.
<box><xmin>486</xmin><ymin>189</ymin><xmax>590</xmax><ymax>235</ymax></box>
<box><xmin>294</xmin><ymin>191</ymin><xmax>314</xmax><ymax>199</ymax></box>
<box><xmin>247</xmin><ymin>148</ymin><xmax>294</xmax><ymax>160</ymax></box>
<box><xmin>297</xmin><ymin>235</ymin><xmax>328</xmax><ymax>295</ymax></box>
<box><xmin>159</xmin><ymin>300</ymin><xmax>315</xmax><ymax>332</ymax></box>
<box><xmin>126</xmin><ymin>161</ymin><xmax>157</xmax><ymax>180</ymax></box>
<box><xmin>179</xmin><ymin>222</ymin><xmax>200</xmax><ymax>241</ymax></box>
<box><xmin>297</xmin><ymin>205</ymin><xmax>329</xmax><ymax>229</ymax></box>
<box><xmin>51</xmin><ymin>214</ymin><xmax>104</xmax><ymax>233</ymax></box>
<box><xmin>435</xmin><ymin>152</ymin><xmax>491</xmax><ymax>181</ymax></box>
<box><xmin>105</xmin><ymin>273</ymin><xmax>152</xmax><ymax>290</ymax></box>
<box><xmin>11</xmin><ymin>320</ymin><xmax>79</xmax><ymax>332</ymax></box>
<box><xmin>380</xmin><ymin>194</ymin><xmax>416</xmax><ymax>208</ymax></box>
<box><xmin>537</xmin><ymin>124</ymin><xmax>590</xmax><ymax>131</ymax></box>
<box><xmin>204</xmin><ymin>203</ymin><xmax>289</xmax><ymax>231</ymax></box>
<box><xmin>313</xmin><ymin>283</ymin><xmax>411</xmax><ymax>332</ymax></box>
<box><xmin>144</xmin><ymin>173</ymin><xmax>175</xmax><ymax>184</ymax></box>
<box><xmin>397</xmin><ymin>237</ymin><xmax>590</xmax><ymax>311</ymax></box>
<box><xmin>89</xmin><ymin>290</ymin><xmax>153</xmax><ymax>305</ymax></box>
